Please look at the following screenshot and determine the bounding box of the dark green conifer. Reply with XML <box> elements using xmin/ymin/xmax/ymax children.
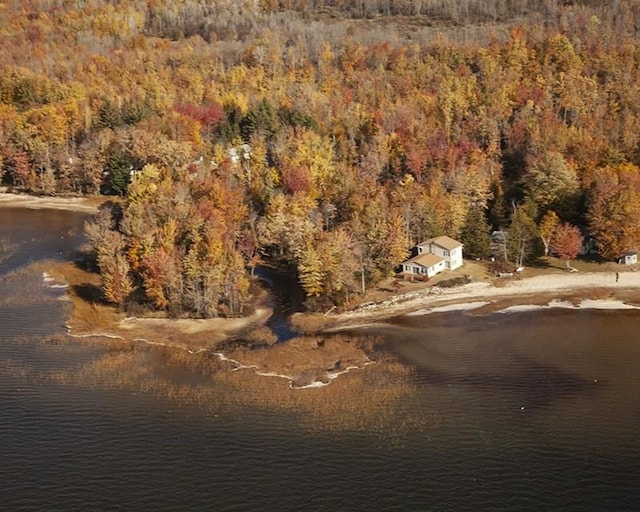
<box><xmin>460</xmin><ymin>205</ymin><xmax>491</xmax><ymax>260</ymax></box>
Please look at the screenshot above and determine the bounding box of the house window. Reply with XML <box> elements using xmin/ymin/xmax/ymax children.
<box><xmin>443</xmin><ymin>250</ymin><xmax>450</xmax><ymax>256</ymax></box>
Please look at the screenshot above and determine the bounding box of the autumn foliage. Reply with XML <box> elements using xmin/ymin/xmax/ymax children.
<box><xmin>550</xmin><ymin>223</ymin><xmax>583</xmax><ymax>270</ymax></box>
<box><xmin>5</xmin><ymin>1</ymin><xmax>640</xmax><ymax>313</ymax></box>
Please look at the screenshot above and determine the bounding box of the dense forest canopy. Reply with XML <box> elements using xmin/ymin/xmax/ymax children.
<box><xmin>3</xmin><ymin>0</ymin><xmax>640</xmax><ymax>315</ymax></box>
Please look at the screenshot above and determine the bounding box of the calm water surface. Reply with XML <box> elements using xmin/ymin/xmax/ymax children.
<box><xmin>1</xmin><ymin>207</ymin><xmax>640</xmax><ymax>511</ymax></box>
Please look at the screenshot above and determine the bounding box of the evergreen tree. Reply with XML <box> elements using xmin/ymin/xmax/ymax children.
<box><xmin>96</xmin><ymin>99</ymin><xmax>124</xmax><ymax>130</ymax></box>
<box><xmin>460</xmin><ymin>205</ymin><xmax>491</xmax><ymax>260</ymax></box>
<box><xmin>488</xmin><ymin>182</ymin><xmax>509</xmax><ymax>229</ymax></box>
<box><xmin>104</xmin><ymin>149</ymin><xmax>131</xmax><ymax>196</ymax></box>
<box><xmin>241</xmin><ymin>99</ymin><xmax>280</xmax><ymax>140</ymax></box>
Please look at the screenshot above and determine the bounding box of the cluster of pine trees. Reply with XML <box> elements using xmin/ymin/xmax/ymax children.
<box><xmin>4</xmin><ymin>1</ymin><xmax>640</xmax><ymax>315</ymax></box>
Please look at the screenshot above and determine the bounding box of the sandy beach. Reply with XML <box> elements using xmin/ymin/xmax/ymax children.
<box><xmin>0</xmin><ymin>191</ymin><xmax>102</xmax><ymax>213</ymax></box>
<box><xmin>321</xmin><ymin>269</ymin><xmax>640</xmax><ymax>329</ymax></box>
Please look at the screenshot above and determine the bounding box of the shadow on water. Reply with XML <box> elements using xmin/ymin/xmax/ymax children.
<box><xmin>409</xmin><ymin>352</ymin><xmax>596</xmax><ymax>411</ymax></box>
<box><xmin>254</xmin><ymin>266</ymin><xmax>304</xmax><ymax>342</ymax></box>
<box><xmin>369</xmin><ymin>311</ymin><xmax>601</xmax><ymax>412</ymax></box>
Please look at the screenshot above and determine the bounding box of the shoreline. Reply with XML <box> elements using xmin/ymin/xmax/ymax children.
<box><xmin>49</xmin><ymin>267</ymin><xmax>276</xmax><ymax>351</ymax></box>
<box><xmin>22</xmin><ymin>207</ymin><xmax>640</xmax><ymax>388</ymax></box>
<box><xmin>309</xmin><ymin>270</ymin><xmax>640</xmax><ymax>332</ymax></box>
<box><xmin>0</xmin><ymin>191</ymin><xmax>104</xmax><ymax>213</ymax></box>
<box><xmin>9</xmin><ymin>193</ymin><xmax>639</xmax><ymax>364</ymax></box>
<box><xmin>8</xmin><ymin>189</ymin><xmax>640</xmax><ymax>335</ymax></box>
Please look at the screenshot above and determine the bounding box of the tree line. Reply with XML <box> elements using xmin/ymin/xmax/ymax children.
<box><xmin>3</xmin><ymin>1</ymin><xmax>640</xmax><ymax>315</ymax></box>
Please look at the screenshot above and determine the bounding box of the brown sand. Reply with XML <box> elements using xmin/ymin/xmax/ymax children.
<box><xmin>0</xmin><ymin>191</ymin><xmax>104</xmax><ymax>213</ymax></box>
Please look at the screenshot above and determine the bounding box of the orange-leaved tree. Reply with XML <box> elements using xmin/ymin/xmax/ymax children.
<box><xmin>550</xmin><ymin>222</ymin><xmax>583</xmax><ymax>270</ymax></box>
<box><xmin>586</xmin><ymin>164</ymin><xmax>640</xmax><ymax>261</ymax></box>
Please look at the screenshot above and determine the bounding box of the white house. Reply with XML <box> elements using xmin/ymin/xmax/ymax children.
<box><xmin>401</xmin><ymin>235</ymin><xmax>463</xmax><ymax>278</ymax></box>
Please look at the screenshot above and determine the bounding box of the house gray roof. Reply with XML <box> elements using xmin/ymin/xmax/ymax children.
<box><xmin>403</xmin><ymin>253</ymin><xmax>444</xmax><ymax>268</ymax></box>
<box><xmin>419</xmin><ymin>235</ymin><xmax>462</xmax><ymax>251</ymax></box>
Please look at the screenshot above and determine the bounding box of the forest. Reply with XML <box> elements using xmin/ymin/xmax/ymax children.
<box><xmin>3</xmin><ymin>0</ymin><xmax>640</xmax><ymax>316</ymax></box>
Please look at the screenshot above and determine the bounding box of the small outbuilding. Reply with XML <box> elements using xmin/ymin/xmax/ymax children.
<box><xmin>621</xmin><ymin>251</ymin><xmax>638</xmax><ymax>265</ymax></box>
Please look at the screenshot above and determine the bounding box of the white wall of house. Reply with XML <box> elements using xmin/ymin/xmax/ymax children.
<box><xmin>403</xmin><ymin>261</ymin><xmax>445</xmax><ymax>278</ymax></box>
<box><xmin>428</xmin><ymin>243</ymin><xmax>448</xmax><ymax>259</ymax></box>
<box><xmin>432</xmin><ymin>260</ymin><xmax>446</xmax><ymax>276</ymax></box>
<box><xmin>449</xmin><ymin>246</ymin><xmax>463</xmax><ymax>270</ymax></box>
<box><xmin>403</xmin><ymin>263</ymin><xmax>430</xmax><ymax>277</ymax></box>
<box><xmin>402</xmin><ymin>263</ymin><xmax>422</xmax><ymax>274</ymax></box>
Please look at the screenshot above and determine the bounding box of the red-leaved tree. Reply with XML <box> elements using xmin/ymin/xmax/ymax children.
<box><xmin>550</xmin><ymin>222</ymin><xmax>583</xmax><ymax>270</ymax></box>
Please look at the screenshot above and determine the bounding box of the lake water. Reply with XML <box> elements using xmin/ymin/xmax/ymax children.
<box><xmin>2</xmin><ymin>206</ymin><xmax>640</xmax><ymax>511</ymax></box>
